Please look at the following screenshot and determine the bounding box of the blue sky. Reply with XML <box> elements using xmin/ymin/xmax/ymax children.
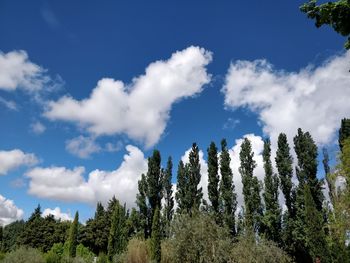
<box><xmin>0</xmin><ymin>0</ymin><xmax>349</xmax><ymax>223</ymax></box>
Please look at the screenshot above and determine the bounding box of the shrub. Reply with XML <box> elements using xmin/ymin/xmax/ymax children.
<box><xmin>230</xmin><ymin>236</ymin><xmax>293</xmax><ymax>263</ymax></box>
<box><xmin>166</xmin><ymin>213</ymin><xmax>232</xmax><ymax>263</ymax></box>
<box><xmin>119</xmin><ymin>238</ymin><xmax>149</xmax><ymax>263</ymax></box>
<box><xmin>2</xmin><ymin>246</ymin><xmax>45</xmax><ymax>263</ymax></box>
<box><xmin>46</xmin><ymin>243</ymin><xmax>65</xmax><ymax>263</ymax></box>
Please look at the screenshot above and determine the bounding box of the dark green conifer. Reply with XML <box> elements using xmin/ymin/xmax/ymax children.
<box><xmin>68</xmin><ymin>211</ymin><xmax>79</xmax><ymax>258</ymax></box>
<box><xmin>262</xmin><ymin>139</ymin><xmax>281</xmax><ymax>243</ymax></box>
<box><xmin>219</xmin><ymin>139</ymin><xmax>237</xmax><ymax>236</ymax></box>
<box><xmin>207</xmin><ymin>142</ymin><xmax>220</xmax><ymax>214</ymax></box>
<box><xmin>150</xmin><ymin>206</ymin><xmax>161</xmax><ymax>263</ymax></box>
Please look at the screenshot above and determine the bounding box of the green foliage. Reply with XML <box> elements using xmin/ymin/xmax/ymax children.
<box><xmin>146</xmin><ymin>150</ymin><xmax>163</xmax><ymax>224</ymax></box>
<box><xmin>304</xmin><ymin>185</ymin><xmax>329</xmax><ymax>262</ymax></box>
<box><xmin>96</xmin><ymin>252</ymin><xmax>108</xmax><ymax>263</ymax></box>
<box><xmin>262</xmin><ymin>139</ymin><xmax>281</xmax><ymax>244</ymax></box>
<box><xmin>294</xmin><ymin>128</ymin><xmax>323</xmax><ymax>211</ymax></box>
<box><xmin>219</xmin><ymin>139</ymin><xmax>237</xmax><ymax>236</ymax></box>
<box><xmin>275</xmin><ymin>133</ymin><xmax>295</xmax><ymax>216</ymax></box>
<box><xmin>300</xmin><ymin>0</ymin><xmax>350</xmax><ymax>49</ymax></box>
<box><xmin>2</xmin><ymin>220</ymin><xmax>25</xmax><ymax>252</ymax></box>
<box><xmin>175</xmin><ymin>160</ymin><xmax>187</xmax><ymax>214</ymax></box>
<box><xmin>107</xmin><ymin>200</ymin><xmax>127</xmax><ymax>261</ymax></box>
<box><xmin>167</xmin><ymin>213</ymin><xmax>232</xmax><ymax>263</ymax></box>
<box><xmin>162</xmin><ymin>156</ymin><xmax>174</xmax><ymax>237</ymax></box>
<box><xmin>239</xmin><ymin>138</ymin><xmax>262</xmax><ymax>232</ymax></box>
<box><xmin>150</xmin><ymin>207</ymin><xmax>161</xmax><ymax>263</ymax></box>
<box><xmin>230</xmin><ymin>236</ymin><xmax>293</xmax><ymax>263</ymax></box>
<box><xmin>46</xmin><ymin>243</ymin><xmax>64</xmax><ymax>263</ymax></box>
<box><xmin>68</xmin><ymin>212</ymin><xmax>79</xmax><ymax>257</ymax></box>
<box><xmin>136</xmin><ymin>173</ymin><xmax>149</xmax><ymax>239</ymax></box>
<box><xmin>207</xmin><ymin>141</ymin><xmax>220</xmax><ymax>214</ymax></box>
<box><xmin>2</xmin><ymin>246</ymin><xmax>45</xmax><ymax>263</ymax></box>
<box><xmin>187</xmin><ymin>143</ymin><xmax>203</xmax><ymax>213</ymax></box>
<box><xmin>339</xmin><ymin>118</ymin><xmax>350</xmax><ymax>151</ymax></box>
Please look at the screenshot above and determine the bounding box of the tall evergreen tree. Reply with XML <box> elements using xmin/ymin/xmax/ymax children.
<box><xmin>219</xmin><ymin>139</ymin><xmax>237</xmax><ymax>236</ymax></box>
<box><xmin>207</xmin><ymin>142</ymin><xmax>220</xmax><ymax>214</ymax></box>
<box><xmin>239</xmin><ymin>138</ymin><xmax>262</xmax><ymax>232</ymax></box>
<box><xmin>162</xmin><ymin>156</ymin><xmax>174</xmax><ymax>236</ymax></box>
<box><xmin>187</xmin><ymin>143</ymin><xmax>203</xmax><ymax>213</ymax></box>
<box><xmin>146</xmin><ymin>150</ymin><xmax>163</xmax><ymax>227</ymax></box>
<box><xmin>107</xmin><ymin>200</ymin><xmax>127</xmax><ymax>261</ymax></box>
<box><xmin>339</xmin><ymin>118</ymin><xmax>350</xmax><ymax>152</ymax></box>
<box><xmin>150</xmin><ymin>206</ymin><xmax>161</xmax><ymax>263</ymax></box>
<box><xmin>175</xmin><ymin>160</ymin><xmax>188</xmax><ymax>214</ymax></box>
<box><xmin>294</xmin><ymin>128</ymin><xmax>323</xmax><ymax>211</ymax></box>
<box><xmin>136</xmin><ymin>173</ymin><xmax>149</xmax><ymax>239</ymax></box>
<box><xmin>68</xmin><ymin>211</ymin><xmax>79</xmax><ymax>258</ymax></box>
<box><xmin>262</xmin><ymin>139</ymin><xmax>281</xmax><ymax>243</ymax></box>
<box><xmin>275</xmin><ymin>133</ymin><xmax>295</xmax><ymax>216</ymax></box>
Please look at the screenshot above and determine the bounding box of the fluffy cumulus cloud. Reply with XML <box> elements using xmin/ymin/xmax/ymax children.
<box><xmin>26</xmin><ymin>145</ymin><xmax>147</xmax><ymax>206</ymax></box>
<box><xmin>0</xmin><ymin>50</ymin><xmax>50</xmax><ymax>92</ymax></box>
<box><xmin>223</xmin><ymin>51</ymin><xmax>350</xmax><ymax>145</ymax></box>
<box><xmin>65</xmin><ymin>136</ymin><xmax>101</xmax><ymax>159</ymax></box>
<box><xmin>0</xmin><ymin>194</ymin><xmax>24</xmax><ymax>225</ymax></box>
<box><xmin>43</xmin><ymin>207</ymin><xmax>72</xmax><ymax>221</ymax></box>
<box><xmin>44</xmin><ymin>46</ymin><xmax>212</xmax><ymax>147</ymax></box>
<box><xmin>0</xmin><ymin>149</ymin><xmax>38</xmax><ymax>175</ymax></box>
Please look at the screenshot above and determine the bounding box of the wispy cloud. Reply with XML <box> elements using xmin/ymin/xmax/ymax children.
<box><xmin>41</xmin><ymin>5</ymin><xmax>60</xmax><ymax>29</ymax></box>
<box><xmin>0</xmin><ymin>97</ymin><xmax>18</xmax><ymax>111</ymax></box>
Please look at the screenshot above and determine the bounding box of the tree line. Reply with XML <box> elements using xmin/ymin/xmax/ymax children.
<box><xmin>0</xmin><ymin>119</ymin><xmax>349</xmax><ymax>263</ymax></box>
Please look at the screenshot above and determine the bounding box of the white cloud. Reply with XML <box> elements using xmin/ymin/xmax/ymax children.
<box><xmin>26</xmin><ymin>145</ymin><xmax>147</xmax><ymax>206</ymax></box>
<box><xmin>0</xmin><ymin>149</ymin><xmax>38</xmax><ymax>175</ymax></box>
<box><xmin>0</xmin><ymin>194</ymin><xmax>24</xmax><ymax>226</ymax></box>
<box><xmin>0</xmin><ymin>50</ymin><xmax>50</xmax><ymax>92</ymax></box>
<box><xmin>44</xmin><ymin>46</ymin><xmax>212</xmax><ymax>147</ymax></box>
<box><xmin>65</xmin><ymin>136</ymin><xmax>101</xmax><ymax>159</ymax></box>
<box><xmin>223</xmin><ymin>51</ymin><xmax>350</xmax><ymax>146</ymax></box>
<box><xmin>43</xmin><ymin>207</ymin><xmax>72</xmax><ymax>221</ymax></box>
<box><xmin>0</xmin><ymin>97</ymin><xmax>18</xmax><ymax>111</ymax></box>
<box><xmin>30</xmin><ymin>121</ymin><xmax>46</xmax><ymax>134</ymax></box>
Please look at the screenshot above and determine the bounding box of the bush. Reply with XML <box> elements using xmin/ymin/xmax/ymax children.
<box><xmin>166</xmin><ymin>213</ymin><xmax>232</xmax><ymax>263</ymax></box>
<box><xmin>2</xmin><ymin>246</ymin><xmax>45</xmax><ymax>263</ymax></box>
<box><xmin>230</xmin><ymin>236</ymin><xmax>293</xmax><ymax>263</ymax></box>
<box><xmin>76</xmin><ymin>244</ymin><xmax>95</xmax><ymax>263</ymax></box>
<box><xmin>117</xmin><ymin>238</ymin><xmax>150</xmax><ymax>263</ymax></box>
<box><xmin>46</xmin><ymin>243</ymin><xmax>65</xmax><ymax>263</ymax></box>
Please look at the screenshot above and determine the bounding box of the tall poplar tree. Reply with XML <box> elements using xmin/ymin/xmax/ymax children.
<box><xmin>262</xmin><ymin>139</ymin><xmax>281</xmax><ymax>243</ymax></box>
<box><xmin>136</xmin><ymin>174</ymin><xmax>149</xmax><ymax>238</ymax></box>
<box><xmin>162</xmin><ymin>156</ymin><xmax>174</xmax><ymax>236</ymax></box>
<box><xmin>294</xmin><ymin>128</ymin><xmax>323</xmax><ymax>211</ymax></box>
<box><xmin>187</xmin><ymin>143</ymin><xmax>203</xmax><ymax>213</ymax></box>
<box><xmin>207</xmin><ymin>142</ymin><xmax>220</xmax><ymax>215</ymax></box>
<box><xmin>219</xmin><ymin>139</ymin><xmax>237</xmax><ymax>236</ymax></box>
<box><xmin>275</xmin><ymin>133</ymin><xmax>295</xmax><ymax>216</ymax></box>
<box><xmin>175</xmin><ymin>160</ymin><xmax>187</xmax><ymax>214</ymax></box>
<box><xmin>146</xmin><ymin>150</ymin><xmax>163</xmax><ymax>224</ymax></box>
<box><xmin>68</xmin><ymin>211</ymin><xmax>79</xmax><ymax>258</ymax></box>
<box><xmin>239</xmin><ymin>138</ymin><xmax>262</xmax><ymax>232</ymax></box>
